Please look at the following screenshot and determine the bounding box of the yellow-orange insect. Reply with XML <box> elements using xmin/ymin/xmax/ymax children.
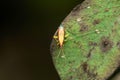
<box><xmin>53</xmin><ymin>25</ymin><xmax>66</xmax><ymax>58</ymax></box>
<box><xmin>58</xmin><ymin>25</ymin><xmax>65</xmax><ymax>48</ymax></box>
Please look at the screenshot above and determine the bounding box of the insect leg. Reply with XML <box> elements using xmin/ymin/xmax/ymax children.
<box><xmin>61</xmin><ymin>48</ymin><xmax>65</xmax><ymax>58</ymax></box>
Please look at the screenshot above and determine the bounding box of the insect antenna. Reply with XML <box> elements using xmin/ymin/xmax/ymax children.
<box><xmin>57</xmin><ymin>48</ymin><xmax>61</xmax><ymax>58</ymax></box>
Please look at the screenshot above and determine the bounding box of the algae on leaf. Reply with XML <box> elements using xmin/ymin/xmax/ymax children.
<box><xmin>50</xmin><ymin>0</ymin><xmax>120</xmax><ymax>80</ymax></box>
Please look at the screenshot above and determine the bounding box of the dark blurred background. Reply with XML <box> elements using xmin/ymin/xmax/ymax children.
<box><xmin>0</xmin><ymin>0</ymin><xmax>83</xmax><ymax>80</ymax></box>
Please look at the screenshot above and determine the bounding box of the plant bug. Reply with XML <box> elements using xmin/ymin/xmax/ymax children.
<box><xmin>53</xmin><ymin>25</ymin><xmax>69</xmax><ymax>58</ymax></box>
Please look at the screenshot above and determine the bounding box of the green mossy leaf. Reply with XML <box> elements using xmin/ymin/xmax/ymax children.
<box><xmin>50</xmin><ymin>0</ymin><xmax>120</xmax><ymax>80</ymax></box>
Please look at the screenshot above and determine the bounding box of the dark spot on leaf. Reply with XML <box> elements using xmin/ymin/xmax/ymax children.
<box><xmin>93</xmin><ymin>19</ymin><xmax>100</xmax><ymax>25</ymax></box>
<box><xmin>87</xmin><ymin>47</ymin><xmax>94</xmax><ymax>58</ymax></box>
<box><xmin>116</xmin><ymin>41</ymin><xmax>120</xmax><ymax>49</ymax></box>
<box><xmin>104</xmin><ymin>8</ymin><xmax>109</xmax><ymax>12</ymax></box>
<box><xmin>114</xmin><ymin>21</ymin><xmax>118</xmax><ymax>25</ymax></box>
<box><xmin>100</xmin><ymin>37</ymin><xmax>113</xmax><ymax>52</ymax></box>
<box><xmin>87</xmin><ymin>67</ymin><xmax>97</xmax><ymax>78</ymax></box>
<box><xmin>89</xmin><ymin>41</ymin><xmax>97</xmax><ymax>46</ymax></box>
<box><xmin>87</xmin><ymin>71</ymin><xmax>97</xmax><ymax>78</ymax></box>
<box><xmin>82</xmin><ymin>62</ymin><xmax>88</xmax><ymax>72</ymax></box>
<box><xmin>112</xmin><ymin>28</ymin><xmax>117</xmax><ymax>33</ymax></box>
<box><xmin>81</xmin><ymin>62</ymin><xmax>97</xmax><ymax>78</ymax></box>
<box><xmin>80</xmin><ymin>24</ymin><xmax>89</xmax><ymax>32</ymax></box>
